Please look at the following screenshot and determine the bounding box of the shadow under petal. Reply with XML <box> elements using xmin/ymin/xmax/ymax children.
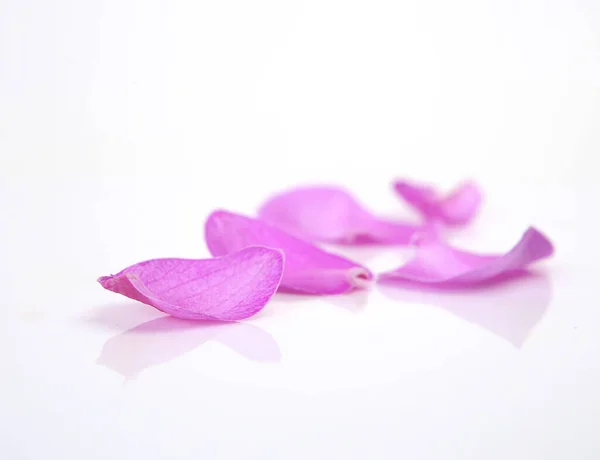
<box><xmin>378</xmin><ymin>272</ymin><xmax>553</xmax><ymax>348</ymax></box>
<box><xmin>85</xmin><ymin>301</ymin><xmax>165</xmax><ymax>331</ymax></box>
<box><xmin>321</xmin><ymin>289</ymin><xmax>370</xmax><ymax>313</ymax></box>
<box><xmin>96</xmin><ymin>315</ymin><xmax>281</xmax><ymax>380</ymax></box>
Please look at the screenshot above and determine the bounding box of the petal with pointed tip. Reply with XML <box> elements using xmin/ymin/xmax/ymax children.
<box><xmin>378</xmin><ymin>227</ymin><xmax>553</xmax><ymax>286</ymax></box>
<box><xmin>98</xmin><ymin>247</ymin><xmax>284</xmax><ymax>321</ymax></box>
<box><xmin>205</xmin><ymin>210</ymin><xmax>373</xmax><ymax>294</ymax></box>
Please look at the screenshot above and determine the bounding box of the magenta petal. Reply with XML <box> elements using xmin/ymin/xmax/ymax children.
<box><xmin>378</xmin><ymin>227</ymin><xmax>554</xmax><ymax>286</ymax></box>
<box><xmin>393</xmin><ymin>179</ymin><xmax>483</xmax><ymax>225</ymax></box>
<box><xmin>97</xmin><ymin>247</ymin><xmax>284</xmax><ymax>321</ymax></box>
<box><xmin>258</xmin><ymin>186</ymin><xmax>423</xmax><ymax>245</ymax></box>
<box><xmin>205</xmin><ymin>210</ymin><xmax>373</xmax><ymax>294</ymax></box>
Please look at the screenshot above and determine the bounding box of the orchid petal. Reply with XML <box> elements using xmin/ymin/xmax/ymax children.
<box><xmin>205</xmin><ymin>210</ymin><xmax>373</xmax><ymax>294</ymax></box>
<box><xmin>393</xmin><ymin>179</ymin><xmax>483</xmax><ymax>225</ymax></box>
<box><xmin>378</xmin><ymin>227</ymin><xmax>553</xmax><ymax>286</ymax></box>
<box><xmin>98</xmin><ymin>247</ymin><xmax>284</xmax><ymax>321</ymax></box>
<box><xmin>258</xmin><ymin>186</ymin><xmax>424</xmax><ymax>245</ymax></box>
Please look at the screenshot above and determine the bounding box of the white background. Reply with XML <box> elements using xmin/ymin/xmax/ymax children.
<box><xmin>1</xmin><ymin>1</ymin><xmax>599</xmax><ymax>459</ymax></box>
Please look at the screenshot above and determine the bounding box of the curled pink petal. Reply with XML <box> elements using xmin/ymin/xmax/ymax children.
<box><xmin>378</xmin><ymin>227</ymin><xmax>554</xmax><ymax>286</ymax></box>
<box><xmin>258</xmin><ymin>186</ymin><xmax>424</xmax><ymax>245</ymax></box>
<box><xmin>97</xmin><ymin>247</ymin><xmax>284</xmax><ymax>321</ymax></box>
<box><xmin>393</xmin><ymin>179</ymin><xmax>483</xmax><ymax>225</ymax></box>
<box><xmin>205</xmin><ymin>210</ymin><xmax>373</xmax><ymax>294</ymax></box>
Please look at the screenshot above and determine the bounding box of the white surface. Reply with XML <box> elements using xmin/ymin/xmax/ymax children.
<box><xmin>1</xmin><ymin>1</ymin><xmax>599</xmax><ymax>459</ymax></box>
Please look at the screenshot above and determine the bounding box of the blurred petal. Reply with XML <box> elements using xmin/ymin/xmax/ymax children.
<box><xmin>258</xmin><ymin>186</ymin><xmax>423</xmax><ymax>245</ymax></box>
<box><xmin>98</xmin><ymin>247</ymin><xmax>284</xmax><ymax>321</ymax></box>
<box><xmin>378</xmin><ymin>227</ymin><xmax>554</xmax><ymax>286</ymax></box>
<box><xmin>393</xmin><ymin>179</ymin><xmax>483</xmax><ymax>225</ymax></box>
<box><xmin>205</xmin><ymin>210</ymin><xmax>373</xmax><ymax>294</ymax></box>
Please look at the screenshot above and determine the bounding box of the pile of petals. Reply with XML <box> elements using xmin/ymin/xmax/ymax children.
<box><xmin>99</xmin><ymin>179</ymin><xmax>554</xmax><ymax>320</ymax></box>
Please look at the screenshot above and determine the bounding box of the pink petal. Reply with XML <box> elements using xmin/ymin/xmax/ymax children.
<box><xmin>393</xmin><ymin>179</ymin><xmax>483</xmax><ymax>225</ymax></box>
<box><xmin>378</xmin><ymin>227</ymin><xmax>554</xmax><ymax>286</ymax></box>
<box><xmin>97</xmin><ymin>246</ymin><xmax>284</xmax><ymax>321</ymax></box>
<box><xmin>205</xmin><ymin>209</ymin><xmax>373</xmax><ymax>294</ymax></box>
<box><xmin>258</xmin><ymin>186</ymin><xmax>424</xmax><ymax>245</ymax></box>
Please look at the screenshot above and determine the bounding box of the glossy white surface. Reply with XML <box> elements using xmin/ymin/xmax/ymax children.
<box><xmin>1</xmin><ymin>1</ymin><xmax>599</xmax><ymax>459</ymax></box>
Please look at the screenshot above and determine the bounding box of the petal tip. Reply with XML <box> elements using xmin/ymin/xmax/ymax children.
<box><xmin>347</xmin><ymin>267</ymin><xmax>374</xmax><ymax>291</ymax></box>
<box><xmin>524</xmin><ymin>227</ymin><xmax>555</xmax><ymax>259</ymax></box>
<box><xmin>97</xmin><ymin>275</ymin><xmax>114</xmax><ymax>288</ymax></box>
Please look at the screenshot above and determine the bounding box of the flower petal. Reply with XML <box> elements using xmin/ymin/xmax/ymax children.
<box><xmin>205</xmin><ymin>209</ymin><xmax>373</xmax><ymax>294</ymax></box>
<box><xmin>393</xmin><ymin>179</ymin><xmax>483</xmax><ymax>225</ymax></box>
<box><xmin>378</xmin><ymin>227</ymin><xmax>554</xmax><ymax>286</ymax></box>
<box><xmin>258</xmin><ymin>186</ymin><xmax>423</xmax><ymax>244</ymax></box>
<box><xmin>97</xmin><ymin>246</ymin><xmax>284</xmax><ymax>321</ymax></box>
